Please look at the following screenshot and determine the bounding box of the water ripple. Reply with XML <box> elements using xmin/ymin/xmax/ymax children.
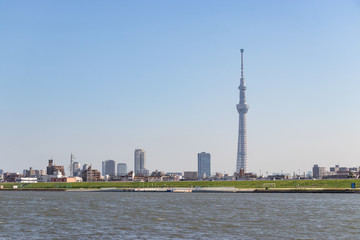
<box><xmin>1</xmin><ymin>192</ymin><xmax>360</xmax><ymax>239</ymax></box>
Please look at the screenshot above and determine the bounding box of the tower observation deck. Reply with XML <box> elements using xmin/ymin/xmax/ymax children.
<box><xmin>236</xmin><ymin>49</ymin><xmax>249</xmax><ymax>173</ymax></box>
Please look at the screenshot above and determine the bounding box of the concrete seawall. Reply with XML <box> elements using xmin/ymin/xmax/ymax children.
<box><xmin>1</xmin><ymin>187</ymin><xmax>360</xmax><ymax>193</ymax></box>
<box><xmin>65</xmin><ymin>187</ymin><xmax>360</xmax><ymax>193</ymax></box>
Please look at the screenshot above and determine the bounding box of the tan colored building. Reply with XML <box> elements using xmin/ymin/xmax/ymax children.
<box><xmin>51</xmin><ymin>177</ymin><xmax>77</xmax><ymax>183</ymax></box>
<box><xmin>82</xmin><ymin>167</ymin><xmax>101</xmax><ymax>182</ymax></box>
<box><xmin>183</xmin><ymin>171</ymin><xmax>198</xmax><ymax>180</ymax></box>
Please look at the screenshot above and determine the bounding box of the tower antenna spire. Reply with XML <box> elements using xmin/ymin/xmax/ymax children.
<box><xmin>241</xmin><ymin>49</ymin><xmax>244</xmax><ymax>79</ymax></box>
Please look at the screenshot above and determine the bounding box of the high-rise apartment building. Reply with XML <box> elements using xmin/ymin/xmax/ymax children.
<box><xmin>117</xmin><ymin>163</ymin><xmax>127</xmax><ymax>176</ymax></box>
<box><xmin>83</xmin><ymin>164</ymin><xmax>90</xmax><ymax>171</ymax></box>
<box><xmin>134</xmin><ymin>149</ymin><xmax>148</xmax><ymax>176</ymax></box>
<box><xmin>198</xmin><ymin>152</ymin><xmax>211</xmax><ymax>180</ymax></box>
<box><xmin>102</xmin><ymin>160</ymin><xmax>116</xmax><ymax>176</ymax></box>
<box><xmin>69</xmin><ymin>154</ymin><xmax>75</xmax><ymax>177</ymax></box>
<box><xmin>72</xmin><ymin>162</ymin><xmax>81</xmax><ymax>177</ymax></box>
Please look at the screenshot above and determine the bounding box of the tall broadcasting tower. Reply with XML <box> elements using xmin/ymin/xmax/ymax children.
<box><xmin>236</xmin><ymin>49</ymin><xmax>249</xmax><ymax>173</ymax></box>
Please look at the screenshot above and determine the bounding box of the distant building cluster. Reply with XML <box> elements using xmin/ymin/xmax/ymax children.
<box><xmin>2</xmin><ymin>155</ymin><xmax>359</xmax><ymax>184</ymax></box>
<box><xmin>0</xmin><ymin>150</ymin><xmax>218</xmax><ymax>183</ymax></box>
<box><xmin>312</xmin><ymin>164</ymin><xmax>359</xmax><ymax>179</ymax></box>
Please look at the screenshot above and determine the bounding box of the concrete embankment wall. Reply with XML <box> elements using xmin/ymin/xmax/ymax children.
<box><xmin>2</xmin><ymin>187</ymin><xmax>360</xmax><ymax>193</ymax></box>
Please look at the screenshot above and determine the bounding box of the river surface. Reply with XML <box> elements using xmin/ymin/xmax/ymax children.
<box><xmin>0</xmin><ymin>191</ymin><xmax>359</xmax><ymax>239</ymax></box>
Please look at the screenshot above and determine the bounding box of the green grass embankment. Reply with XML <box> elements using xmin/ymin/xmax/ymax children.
<box><xmin>1</xmin><ymin>179</ymin><xmax>359</xmax><ymax>190</ymax></box>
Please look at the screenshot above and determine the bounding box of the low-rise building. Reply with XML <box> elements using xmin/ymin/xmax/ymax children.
<box><xmin>17</xmin><ymin>177</ymin><xmax>38</xmax><ymax>183</ymax></box>
<box><xmin>3</xmin><ymin>173</ymin><xmax>22</xmax><ymax>182</ymax></box>
<box><xmin>39</xmin><ymin>170</ymin><xmax>63</xmax><ymax>182</ymax></box>
<box><xmin>244</xmin><ymin>172</ymin><xmax>257</xmax><ymax>180</ymax></box>
<box><xmin>267</xmin><ymin>174</ymin><xmax>290</xmax><ymax>180</ymax></box>
<box><xmin>51</xmin><ymin>177</ymin><xmax>79</xmax><ymax>183</ymax></box>
<box><xmin>151</xmin><ymin>170</ymin><xmax>164</xmax><ymax>177</ymax></box>
<box><xmin>0</xmin><ymin>170</ymin><xmax>3</xmax><ymax>182</ymax></box>
<box><xmin>46</xmin><ymin>159</ymin><xmax>65</xmax><ymax>176</ymax></box>
<box><xmin>321</xmin><ymin>165</ymin><xmax>358</xmax><ymax>179</ymax></box>
<box><xmin>25</xmin><ymin>167</ymin><xmax>46</xmax><ymax>178</ymax></box>
<box><xmin>165</xmin><ymin>172</ymin><xmax>182</xmax><ymax>181</ymax></box>
<box><xmin>135</xmin><ymin>169</ymin><xmax>150</xmax><ymax>177</ymax></box>
<box><xmin>183</xmin><ymin>171</ymin><xmax>198</xmax><ymax>180</ymax></box>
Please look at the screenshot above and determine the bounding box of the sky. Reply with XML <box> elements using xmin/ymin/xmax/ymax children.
<box><xmin>1</xmin><ymin>0</ymin><xmax>360</xmax><ymax>175</ymax></box>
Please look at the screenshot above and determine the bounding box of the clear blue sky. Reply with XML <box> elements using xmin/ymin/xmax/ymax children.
<box><xmin>1</xmin><ymin>0</ymin><xmax>360</xmax><ymax>175</ymax></box>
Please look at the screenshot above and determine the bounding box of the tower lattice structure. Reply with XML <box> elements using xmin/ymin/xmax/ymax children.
<box><xmin>236</xmin><ymin>49</ymin><xmax>249</xmax><ymax>173</ymax></box>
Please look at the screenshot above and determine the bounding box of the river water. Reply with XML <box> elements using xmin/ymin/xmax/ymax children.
<box><xmin>0</xmin><ymin>191</ymin><xmax>359</xmax><ymax>239</ymax></box>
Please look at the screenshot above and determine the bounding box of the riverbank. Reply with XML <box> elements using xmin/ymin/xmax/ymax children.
<box><xmin>1</xmin><ymin>179</ymin><xmax>360</xmax><ymax>192</ymax></box>
<box><xmin>1</xmin><ymin>186</ymin><xmax>360</xmax><ymax>193</ymax></box>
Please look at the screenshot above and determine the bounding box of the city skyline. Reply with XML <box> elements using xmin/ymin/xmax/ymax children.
<box><xmin>1</xmin><ymin>1</ymin><xmax>360</xmax><ymax>174</ymax></box>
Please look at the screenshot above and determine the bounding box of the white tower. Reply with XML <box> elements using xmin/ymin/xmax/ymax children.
<box><xmin>236</xmin><ymin>49</ymin><xmax>249</xmax><ymax>173</ymax></box>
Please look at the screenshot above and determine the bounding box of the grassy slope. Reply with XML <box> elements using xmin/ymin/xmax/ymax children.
<box><xmin>1</xmin><ymin>179</ymin><xmax>359</xmax><ymax>189</ymax></box>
